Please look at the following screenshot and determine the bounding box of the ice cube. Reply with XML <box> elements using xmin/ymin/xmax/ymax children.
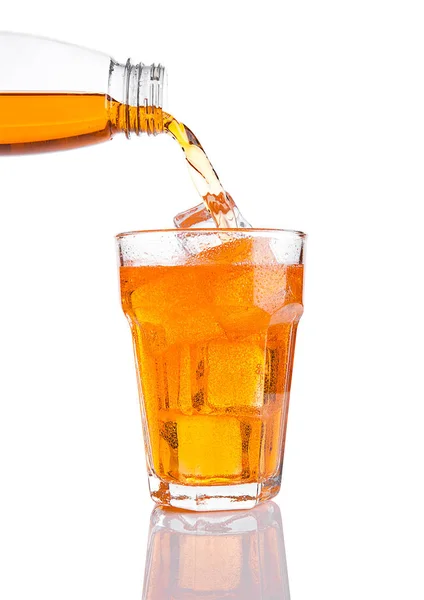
<box><xmin>177</xmin><ymin>415</ymin><xmax>243</xmax><ymax>478</ymax></box>
<box><xmin>173</xmin><ymin>192</ymin><xmax>251</xmax><ymax>230</ymax></box>
<box><xmin>174</xmin><ymin>203</ymin><xmax>215</xmax><ymax>228</ymax></box>
<box><xmin>208</xmin><ymin>264</ymin><xmax>289</xmax><ymax>325</ymax></box>
<box><xmin>206</xmin><ymin>340</ymin><xmax>265</xmax><ymax>411</ymax></box>
<box><xmin>130</xmin><ymin>268</ymin><xmax>224</xmax><ymax>346</ymax></box>
<box><xmin>212</xmin><ymin>305</ymin><xmax>271</xmax><ymax>340</ymax></box>
<box><xmin>189</xmin><ymin>235</ymin><xmax>277</xmax><ymax>266</ymax></box>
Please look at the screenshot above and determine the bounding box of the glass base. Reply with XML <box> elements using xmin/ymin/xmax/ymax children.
<box><xmin>148</xmin><ymin>473</ymin><xmax>281</xmax><ymax>511</ymax></box>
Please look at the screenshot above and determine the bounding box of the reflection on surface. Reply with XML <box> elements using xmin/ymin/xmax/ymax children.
<box><xmin>142</xmin><ymin>501</ymin><xmax>290</xmax><ymax>599</ymax></box>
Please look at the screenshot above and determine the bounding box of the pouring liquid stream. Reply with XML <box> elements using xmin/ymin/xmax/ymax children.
<box><xmin>162</xmin><ymin>114</ymin><xmax>251</xmax><ymax>229</ymax></box>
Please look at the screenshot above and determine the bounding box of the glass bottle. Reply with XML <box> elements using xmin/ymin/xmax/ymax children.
<box><xmin>0</xmin><ymin>32</ymin><xmax>166</xmax><ymax>154</ymax></box>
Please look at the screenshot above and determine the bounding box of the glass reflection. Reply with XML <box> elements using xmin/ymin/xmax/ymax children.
<box><xmin>142</xmin><ymin>501</ymin><xmax>290</xmax><ymax>599</ymax></box>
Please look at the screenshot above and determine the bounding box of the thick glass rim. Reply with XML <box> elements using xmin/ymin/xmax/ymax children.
<box><xmin>116</xmin><ymin>228</ymin><xmax>307</xmax><ymax>240</ymax></box>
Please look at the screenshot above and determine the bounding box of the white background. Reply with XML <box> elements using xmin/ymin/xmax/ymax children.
<box><xmin>1</xmin><ymin>1</ymin><xmax>423</xmax><ymax>598</ymax></box>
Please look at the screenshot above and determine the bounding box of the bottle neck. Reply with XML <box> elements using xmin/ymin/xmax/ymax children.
<box><xmin>108</xmin><ymin>59</ymin><xmax>166</xmax><ymax>137</ymax></box>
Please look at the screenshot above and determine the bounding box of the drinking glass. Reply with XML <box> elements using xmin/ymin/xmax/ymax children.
<box><xmin>116</xmin><ymin>228</ymin><xmax>306</xmax><ymax>510</ymax></box>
